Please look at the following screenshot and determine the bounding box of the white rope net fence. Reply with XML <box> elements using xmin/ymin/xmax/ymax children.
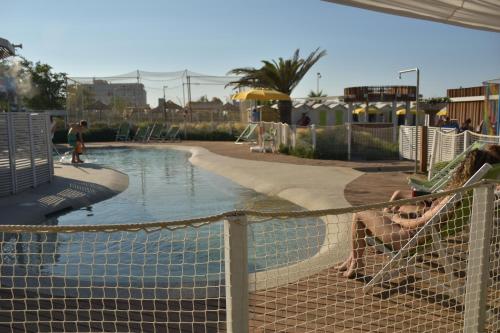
<box><xmin>0</xmin><ymin>181</ymin><xmax>499</xmax><ymax>332</ymax></box>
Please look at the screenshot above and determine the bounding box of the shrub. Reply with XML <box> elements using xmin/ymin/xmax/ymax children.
<box><xmin>183</xmin><ymin>122</ymin><xmax>246</xmax><ymax>141</ymax></box>
<box><xmin>53</xmin><ymin>122</ymin><xmax>248</xmax><ymax>143</ymax></box>
<box><xmin>53</xmin><ymin>126</ymin><xmax>118</xmax><ymax>143</ymax></box>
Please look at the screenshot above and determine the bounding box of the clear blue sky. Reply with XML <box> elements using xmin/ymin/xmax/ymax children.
<box><xmin>3</xmin><ymin>0</ymin><xmax>500</xmax><ymax>106</ymax></box>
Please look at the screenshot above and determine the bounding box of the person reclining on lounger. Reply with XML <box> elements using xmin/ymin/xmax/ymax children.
<box><xmin>337</xmin><ymin>144</ymin><xmax>500</xmax><ymax>278</ymax></box>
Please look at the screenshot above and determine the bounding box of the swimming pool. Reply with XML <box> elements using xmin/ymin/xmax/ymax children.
<box><xmin>1</xmin><ymin>148</ymin><xmax>324</xmax><ymax>290</ymax></box>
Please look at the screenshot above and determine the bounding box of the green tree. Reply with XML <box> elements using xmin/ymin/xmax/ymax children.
<box><xmin>197</xmin><ymin>95</ymin><xmax>209</xmax><ymax>102</ymax></box>
<box><xmin>227</xmin><ymin>48</ymin><xmax>326</xmax><ymax>123</ymax></box>
<box><xmin>308</xmin><ymin>90</ymin><xmax>327</xmax><ymax>103</ymax></box>
<box><xmin>20</xmin><ymin>58</ymin><xmax>67</xmax><ymax>109</ymax></box>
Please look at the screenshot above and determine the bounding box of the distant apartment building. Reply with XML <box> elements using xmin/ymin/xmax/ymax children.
<box><xmin>80</xmin><ymin>79</ymin><xmax>147</xmax><ymax>107</ymax></box>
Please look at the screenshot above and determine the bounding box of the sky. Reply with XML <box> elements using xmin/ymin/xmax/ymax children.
<box><xmin>3</xmin><ymin>0</ymin><xmax>500</xmax><ymax>107</ymax></box>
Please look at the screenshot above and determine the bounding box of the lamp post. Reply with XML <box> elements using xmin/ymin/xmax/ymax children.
<box><xmin>316</xmin><ymin>72</ymin><xmax>322</xmax><ymax>94</ymax></box>
<box><xmin>398</xmin><ymin>68</ymin><xmax>420</xmax><ymax>173</ymax></box>
<box><xmin>163</xmin><ymin>85</ymin><xmax>168</xmax><ymax>121</ymax></box>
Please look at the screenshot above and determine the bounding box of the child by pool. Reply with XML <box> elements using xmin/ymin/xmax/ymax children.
<box><xmin>68</xmin><ymin>120</ymin><xmax>88</xmax><ymax>163</ymax></box>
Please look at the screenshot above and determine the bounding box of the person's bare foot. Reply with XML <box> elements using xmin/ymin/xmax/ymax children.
<box><xmin>336</xmin><ymin>255</ymin><xmax>364</xmax><ymax>278</ymax></box>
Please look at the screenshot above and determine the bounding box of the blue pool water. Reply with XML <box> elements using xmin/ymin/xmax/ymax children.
<box><xmin>2</xmin><ymin>148</ymin><xmax>324</xmax><ymax>289</ymax></box>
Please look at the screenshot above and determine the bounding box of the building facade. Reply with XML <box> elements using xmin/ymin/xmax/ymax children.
<box><xmin>81</xmin><ymin>79</ymin><xmax>147</xmax><ymax>107</ymax></box>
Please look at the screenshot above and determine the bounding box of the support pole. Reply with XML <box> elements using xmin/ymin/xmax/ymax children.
<box><xmin>224</xmin><ymin>215</ymin><xmax>249</xmax><ymax>333</ymax></box>
<box><xmin>28</xmin><ymin>114</ymin><xmax>37</xmax><ymax>188</ymax></box>
<box><xmin>7</xmin><ymin>113</ymin><xmax>17</xmax><ymax>194</ymax></box>
<box><xmin>392</xmin><ymin>100</ymin><xmax>398</xmax><ymax>143</ymax></box>
<box><xmin>428</xmin><ymin>130</ymin><xmax>438</xmax><ymax>180</ymax></box>
<box><xmin>347</xmin><ymin>102</ymin><xmax>353</xmax><ymax>161</ymax></box>
<box><xmin>415</xmin><ymin>70</ymin><xmax>420</xmax><ymax>174</ymax></box>
<box><xmin>464</xmin><ymin>130</ymin><xmax>470</xmax><ymax>152</ymax></box>
<box><xmin>464</xmin><ymin>184</ymin><xmax>494</xmax><ymax>333</ymax></box>
<box><xmin>311</xmin><ymin>124</ymin><xmax>316</xmax><ymax>152</ymax></box>
<box><xmin>419</xmin><ymin>125</ymin><xmax>427</xmax><ymax>173</ymax></box>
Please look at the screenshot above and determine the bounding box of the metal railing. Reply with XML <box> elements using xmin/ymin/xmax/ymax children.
<box><xmin>0</xmin><ymin>181</ymin><xmax>498</xmax><ymax>332</ymax></box>
<box><xmin>0</xmin><ymin>112</ymin><xmax>53</xmax><ymax>196</ymax></box>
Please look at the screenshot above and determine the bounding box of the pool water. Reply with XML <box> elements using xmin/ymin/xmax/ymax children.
<box><xmin>2</xmin><ymin>148</ymin><xmax>324</xmax><ymax>288</ymax></box>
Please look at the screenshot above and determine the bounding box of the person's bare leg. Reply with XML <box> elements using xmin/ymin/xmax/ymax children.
<box><xmin>337</xmin><ymin>213</ymin><xmax>367</xmax><ymax>277</ymax></box>
<box><xmin>337</xmin><ymin>211</ymin><xmax>413</xmax><ymax>278</ymax></box>
<box><xmin>71</xmin><ymin>150</ymin><xmax>77</xmax><ymax>163</ymax></box>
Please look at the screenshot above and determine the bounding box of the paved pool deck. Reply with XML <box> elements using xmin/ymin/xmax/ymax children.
<box><xmin>1</xmin><ymin>163</ymin><xmax>129</xmax><ymax>225</ymax></box>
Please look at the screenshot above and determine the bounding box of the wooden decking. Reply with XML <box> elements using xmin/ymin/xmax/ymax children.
<box><xmin>1</xmin><ymin>242</ymin><xmax>498</xmax><ymax>332</ymax></box>
<box><xmin>248</xmin><ymin>246</ymin><xmax>466</xmax><ymax>333</ymax></box>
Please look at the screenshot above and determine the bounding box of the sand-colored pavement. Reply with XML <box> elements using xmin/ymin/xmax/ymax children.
<box><xmin>181</xmin><ymin>145</ymin><xmax>362</xmax><ymax>210</ymax></box>
<box><xmin>1</xmin><ymin>163</ymin><xmax>128</xmax><ymax>225</ymax></box>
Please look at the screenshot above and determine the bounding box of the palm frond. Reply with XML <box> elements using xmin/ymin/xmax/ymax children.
<box><xmin>226</xmin><ymin>48</ymin><xmax>327</xmax><ymax>94</ymax></box>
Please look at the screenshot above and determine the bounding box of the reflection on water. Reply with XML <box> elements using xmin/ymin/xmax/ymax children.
<box><xmin>1</xmin><ymin>149</ymin><xmax>324</xmax><ymax>291</ymax></box>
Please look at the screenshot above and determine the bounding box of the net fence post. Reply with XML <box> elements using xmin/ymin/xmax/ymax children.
<box><xmin>310</xmin><ymin>124</ymin><xmax>316</xmax><ymax>152</ymax></box>
<box><xmin>28</xmin><ymin>113</ymin><xmax>37</xmax><ymax>188</ymax></box>
<box><xmin>428</xmin><ymin>129</ymin><xmax>438</xmax><ymax>180</ymax></box>
<box><xmin>45</xmin><ymin>114</ymin><xmax>54</xmax><ymax>181</ymax></box>
<box><xmin>7</xmin><ymin>112</ymin><xmax>17</xmax><ymax>194</ymax></box>
<box><xmin>347</xmin><ymin>123</ymin><xmax>352</xmax><ymax>161</ymax></box>
<box><xmin>463</xmin><ymin>183</ymin><xmax>494</xmax><ymax>333</ymax></box>
<box><xmin>224</xmin><ymin>214</ymin><xmax>249</xmax><ymax>333</ymax></box>
<box><xmin>464</xmin><ymin>130</ymin><xmax>470</xmax><ymax>153</ymax></box>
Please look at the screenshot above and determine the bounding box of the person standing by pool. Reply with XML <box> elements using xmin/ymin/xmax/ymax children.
<box><xmin>68</xmin><ymin>120</ymin><xmax>88</xmax><ymax>164</ymax></box>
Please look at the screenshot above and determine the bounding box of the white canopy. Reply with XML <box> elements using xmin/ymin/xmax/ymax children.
<box><xmin>323</xmin><ymin>0</ymin><xmax>500</xmax><ymax>33</ymax></box>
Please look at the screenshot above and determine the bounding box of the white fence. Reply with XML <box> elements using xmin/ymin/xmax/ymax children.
<box><xmin>0</xmin><ymin>113</ymin><xmax>53</xmax><ymax>196</ymax></box>
<box><xmin>0</xmin><ymin>181</ymin><xmax>498</xmax><ymax>332</ymax></box>
<box><xmin>399</xmin><ymin>125</ymin><xmax>500</xmax><ymax>173</ymax></box>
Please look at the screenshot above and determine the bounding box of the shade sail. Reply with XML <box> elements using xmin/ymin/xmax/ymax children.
<box><xmin>323</xmin><ymin>0</ymin><xmax>500</xmax><ymax>33</ymax></box>
<box><xmin>232</xmin><ymin>89</ymin><xmax>291</xmax><ymax>101</ymax></box>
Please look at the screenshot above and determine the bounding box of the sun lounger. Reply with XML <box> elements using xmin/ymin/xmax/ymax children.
<box><xmin>134</xmin><ymin>126</ymin><xmax>150</xmax><ymax>142</ymax></box>
<box><xmin>235</xmin><ymin>123</ymin><xmax>258</xmax><ymax>144</ymax></box>
<box><xmin>408</xmin><ymin>141</ymin><xmax>486</xmax><ymax>193</ymax></box>
<box><xmin>164</xmin><ymin>125</ymin><xmax>181</xmax><ymax>141</ymax></box>
<box><xmin>148</xmin><ymin>123</ymin><xmax>166</xmax><ymax>142</ymax></box>
<box><xmin>115</xmin><ymin>122</ymin><xmax>130</xmax><ymax>141</ymax></box>
<box><xmin>364</xmin><ymin>163</ymin><xmax>497</xmax><ymax>300</ymax></box>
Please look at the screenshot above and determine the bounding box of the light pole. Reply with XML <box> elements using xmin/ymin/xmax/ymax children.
<box><xmin>163</xmin><ymin>85</ymin><xmax>168</xmax><ymax>121</ymax></box>
<box><xmin>316</xmin><ymin>72</ymin><xmax>322</xmax><ymax>94</ymax></box>
<box><xmin>398</xmin><ymin>68</ymin><xmax>420</xmax><ymax>174</ymax></box>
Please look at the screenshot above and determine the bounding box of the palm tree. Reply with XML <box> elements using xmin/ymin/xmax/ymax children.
<box><xmin>227</xmin><ymin>48</ymin><xmax>326</xmax><ymax>124</ymax></box>
<box><xmin>308</xmin><ymin>90</ymin><xmax>327</xmax><ymax>103</ymax></box>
